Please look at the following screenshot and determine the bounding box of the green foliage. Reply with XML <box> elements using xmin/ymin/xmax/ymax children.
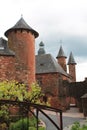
<box><xmin>71</xmin><ymin>122</ymin><xmax>87</xmax><ymax>130</ymax></box>
<box><xmin>0</xmin><ymin>105</ymin><xmax>9</xmax><ymax>122</ymax></box>
<box><xmin>9</xmin><ymin>117</ymin><xmax>45</xmax><ymax>130</ymax></box>
<box><xmin>0</xmin><ymin>80</ymin><xmax>28</xmax><ymax>101</ymax></box>
<box><xmin>29</xmin><ymin>127</ymin><xmax>45</xmax><ymax>130</ymax></box>
<box><xmin>28</xmin><ymin>82</ymin><xmax>43</xmax><ymax>103</ymax></box>
<box><xmin>9</xmin><ymin>118</ymin><xmax>28</xmax><ymax>130</ymax></box>
<box><xmin>0</xmin><ymin>80</ymin><xmax>43</xmax><ymax>123</ymax></box>
<box><xmin>0</xmin><ymin>80</ymin><xmax>43</xmax><ymax>102</ymax></box>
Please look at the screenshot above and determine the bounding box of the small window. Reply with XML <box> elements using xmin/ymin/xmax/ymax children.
<box><xmin>40</xmin><ymin>63</ymin><xmax>44</xmax><ymax>66</ymax></box>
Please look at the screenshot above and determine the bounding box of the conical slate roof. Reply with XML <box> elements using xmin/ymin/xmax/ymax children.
<box><xmin>38</xmin><ymin>41</ymin><xmax>46</xmax><ymax>55</ymax></box>
<box><xmin>5</xmin><ymin>17</ymin><xmax>39</xmax><ymax>38</ymax></box>
<box><xmin>0</xmin><ymin>37</ymin><xmax>15</xmax><ymax>56</ymax></box>
<box><xmin>39</xmin><ymin>41</ymin><xmax>44</xmax><ymax>46</ymax></box>
<box><xmin>56</xmin><ymin>46</ymin><xmax>67</xmax><ymax>58</ymax></box>
<box><xmin>67</xmin><ymin>52</ymin><xmax>76</xmax><ymax>65</ymax></box>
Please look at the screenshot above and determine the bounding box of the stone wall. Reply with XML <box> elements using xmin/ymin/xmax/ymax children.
<box><xmin>68</xmin><ymin>64</ymin><xmax>76</xmax><ymax>82</ymax></box>
<box><xmin>36</xmin><ymin>73</ymin><xmax>59</xmax><ymax>96</ymax></box>
<box><xmin>0</xmin><ymin>56</ymin><xmax>15</xmax><ymax>81</ymax></box>
<box><xmin>36</xmin><ymin>73</ymin><xmax>69</xmax><ymax>110</ymax></box>
<box><xmin>7</xmin><ymin>30</ymin><xmax>35</xmax><ymax>85</ymax></box>
<box><xmin>57</xmin><ymin>57</ymin><xmax>67</xmax><ymax>72</ymax></box>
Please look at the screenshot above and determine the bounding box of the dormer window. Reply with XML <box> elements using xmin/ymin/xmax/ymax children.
<box><xmin>40</xmin><ymin>63</ymin><xmax>44</xmax><ymax>66</ymax></box>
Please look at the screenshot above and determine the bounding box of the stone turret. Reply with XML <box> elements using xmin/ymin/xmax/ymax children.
<box><xmin>56</xmin><ymin>46</ymin><xmax>67</xmax><ymax>72</ymax></box>
<box><xmin>68</xmin><ymin>52</ymin><xmax>76</xmax><ymax>82</ymax></box>
<box><xmin>4</xmin><ymin>17</ymin><xmax>39</xmax><ymax>85</ymax></box>
<box><xmin>38</xmin><ymin>41</ymin><xmax>46</xmax><ymax>55</ymax></box>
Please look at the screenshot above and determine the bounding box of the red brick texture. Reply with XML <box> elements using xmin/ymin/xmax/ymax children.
<box><xmin>36</xmin><ymin>73</ymin><xmax>69</xmax><ymax>110</ymax></box>
<box><xmin>57</xmin><ymin>57</ymin><xmax>67</xmax><ymax>72</ymax></box>
<box><xmin>0</xmin><ymin>56</ymin><xmax>15</xmax><ymax>81</ymax></box>
<box><xmin>36</xmin><ymin>73</ymin><xmax>59</xmax><ymax>96</ymax></box>
<box><xmin>7</xmin><ymin>30</ymin><xmax>36</xmax><ymax>85</ymax></box>
<box><xmin>68</xmin><ymin>64</ymin><xmax>76</xmax><ymax>82</ymax></box>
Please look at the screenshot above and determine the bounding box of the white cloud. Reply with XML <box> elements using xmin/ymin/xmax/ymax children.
<box><xmin>76</xmin><ymin>62</ymin><xmax>87</xmax><ymax>81</ymax></box>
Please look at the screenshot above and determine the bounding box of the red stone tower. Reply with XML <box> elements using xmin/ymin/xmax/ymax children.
<box><xmin>68</xmin><ymin>52</ymin><xmax>76</xmax><ymax>82</ymax></box>
<box><xmin>56</xmin><ymin>46</ymin><xmax>67</xmax><ymax>72</ymax></box>
<box><xmin>4</xmin><ymin>17</ymin><xmax>39</xmax><ymax>85</ymax></box>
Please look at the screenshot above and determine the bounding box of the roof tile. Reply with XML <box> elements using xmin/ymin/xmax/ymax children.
<box><xmin>5</xmin><ymin>17</ymin><xmax>39</xmax><ymax>38</ymax></box>
<box><xmin>36</xmin><ymin>54</ymin><xmax>68</xmax><ymax>77</ymax></box>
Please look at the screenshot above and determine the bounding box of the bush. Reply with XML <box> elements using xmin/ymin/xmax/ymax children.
<box><xmin>0</xmin><ymin>80</ymin><xmax>43</xmax><ymax>102</ymax></box>
<box><xmin>9</xmin><ymin>117</ymin><xmax>45</xmax><ymax>130</ymax></box>
<box><xmin>0</xmin><ymin>80</ymin><xmax>44</xmax><ymax>123</ymax></box>
<box><xmin>0</xmin><ymin>105</ymin><xmax>9</xmax><ymax>122</ymax></box>
<box><xmin>71</xmin><ymin>122</ymin><xmax>87</xmax><ymax>130</ymax></box>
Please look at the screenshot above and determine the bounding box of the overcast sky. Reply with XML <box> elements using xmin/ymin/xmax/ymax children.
<box><xmin>0</xmin><ymin>0</ymin><xmax>87</xmax><ymax>81</ymax></box>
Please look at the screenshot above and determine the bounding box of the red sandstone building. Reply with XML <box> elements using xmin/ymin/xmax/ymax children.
<box><xmin>0</xmin><ymin>17</ymin><xmax>39</xmax><ymax>85</ymax></box>
<box><xmin>0</xmin><ymin>17</ymin><xmax>77</xmax><ymax>110</ymax></box>
<box><xmin>36</xmin><ymin>42</ymin><xmax>76</xmax><ymax>109</ymax></box>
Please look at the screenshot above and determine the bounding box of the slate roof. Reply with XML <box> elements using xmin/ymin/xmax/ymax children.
<box><xmin>67</xmin><ymin>52</ymin><xmax>76</xmax><ymax>65</ymax></box>
<box><xmin>36</xmin><ymin>53</ymin><xmax>69</xmax><ymax>77</ymax></box>
<box><xmin>5</xmin><ymin>17</ymin><xmax>39</xmax><ymax>38</ymax></box>
<box><xmin>56</xmin><ymin>46</ymin><xmax>67</xmax><ymax>58</ymax></box>
<box><xmin>0</xmin><ymin>37</ymin><xmax>15</xmax><ymax>56</ymax></box>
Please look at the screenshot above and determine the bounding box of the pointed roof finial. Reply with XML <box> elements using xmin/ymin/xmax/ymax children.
<box><xmin>39</xmin><ymin>41</ymin><xmax>44</xmax><ymax>47</ymax></box>
<box><xmin>56</xmin><ymin>45</ymin><xmax>67</xmax><ymax>58</ymax></box>
<box><xmin>67</xmin><ymin>52</ymin><xmax>76</xmax><ymax>65</ymax></box>
<box><xmin>38</xmin><ymin>41</ymin><xmax>46</xmax><ymax>55</ymax></box>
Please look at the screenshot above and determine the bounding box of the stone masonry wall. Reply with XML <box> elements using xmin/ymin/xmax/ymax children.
<box><xmin>36</xmin><ymin>73</ymin><xmax>70</xmax><ymax>110</ymax></box>
<box><xmin>36</xmin><ymin>73</ymin><xmax>59</xmax><ymax>96</ymax></box>
<box><xmin>68</xmin><ymin>64</ymin><xmax>76</xmax><ymax>82</ymax></box>
<box><xmin>7</xmin><ymin>30</ymin><xmax>35</xmax><ymax>85</ymax></box>
<box><xmin>0</xmin><ymin>56</ymin><xmax>15</xmax><ymax>81</ymax></box>
<box><xmin>57</xmin><ymin>57</ymin><xmax>67</xmax><ymax>72</ymax></box>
